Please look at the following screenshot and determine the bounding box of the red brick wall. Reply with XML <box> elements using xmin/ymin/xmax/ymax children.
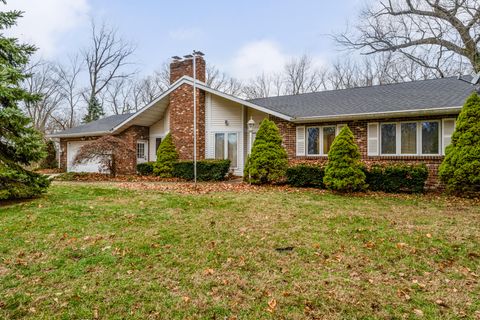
<box><xmin>271</xmin><ymin>115</ymin><xmax>457</xmax><ymax>189</ymax></box>
<box><xmin>169</xmin><ymin>57</ymin><xmax>206</xmax><ymax>160</ymax></box>
<box><xmin>59</xmin><ymin>125</ymin><xmax>149</xmax><ymax>175</ymax></box>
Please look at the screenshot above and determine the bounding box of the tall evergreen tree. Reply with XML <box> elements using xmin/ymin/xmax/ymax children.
<box><xmin>439</xmin><ymin>92</ymin><xmax>480</xmax><ymax>195</ymax></box>
<box><xmin>323</xmin><ymin>126</ymin><xmax>366</xmax><ymax>192</ymax></box>
<box><xmin>0</xmin><ymin>1</ymin><xmax>50</xmax><ymax>200</ymax></box>
<box><xmin>83</xmin><ymin>96</ymin><xmax>104</xmax><ymax>123</ymax></box>
<box><xmin>244</xmin><ymin>119</ymin><xmax>288</xmax><ymax>184</ymax></box>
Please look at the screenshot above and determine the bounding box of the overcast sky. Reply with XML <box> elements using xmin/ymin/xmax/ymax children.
<box><xmin>6</xmin><ymin>0</ymin><xmax>365</xmax><ymax>80</ymax></box>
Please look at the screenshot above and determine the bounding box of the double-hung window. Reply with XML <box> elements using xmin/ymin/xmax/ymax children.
<box><xmin>306</xmin><ymin>125</ymin><xmax>338</xmax><ymax>156</ymax></box>
<box><xmin>214</xmin><ymin>132</ymin><xmax>238</xmax><ymax>168</ymax></box>
<box><xmin>377</xmin><ymin>120</ymin><xmax>442</xmax><ymax>156</ymax></box>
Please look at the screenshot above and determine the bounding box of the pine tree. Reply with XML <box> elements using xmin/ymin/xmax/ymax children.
<box><xmin>323</xmin><ymin>126</ymin><xmax>366</xmax><ymax>192</ymax></box>
<box><xmin>244</xmin><ymin>119</ymin><xmax>288</xmax><ymax>184</ymax></box>
<box><xmin>439</xmin><ymin>92</ymin><xmax>480</xmax><ymax>195</ymax></box>
<box><xmin>0</xmin><ymin>2</ymin><xmax>50</xmax><ymax>200</ymax></box>
<box><xmin>153</xmin><ymin>133</ymin><xmax>178</xmax><ymax>177</ymax></box>
<box><xmin>83</xmin><ymin>96</ymin><xmax>104</xmax><ymax>123</ymax></box>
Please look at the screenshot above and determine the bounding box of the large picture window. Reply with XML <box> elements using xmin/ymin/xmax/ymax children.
<box><xmin>306</xmin><ymin>125</ymin><xmax>342</xmax><ymax>156</ymax></box>
<box><xmin>378</xmin><ymin>120</ymin><xmax>441</xmax><ymax>156</ymax></box>
<box><xmin>214</xmin><ymin>132</ymin><xmax>238</xmax><ymax>168</ymax></box>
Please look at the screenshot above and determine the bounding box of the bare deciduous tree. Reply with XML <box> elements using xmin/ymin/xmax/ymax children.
<box><xmin>22</xmin><ymin>60</ymin><xmax>63</xmax><ymax>133</ymax></box>
<box><xmin>335</xmin><ymin>0</ymin><xmax>478</xmax><ymax>75</ymax></box>
<box><xmin>53</xmin><ymin>55</ymin><xmax>83</xmax><ymax>130</ymax></box>
<box><xmin>206</xmin><ymin>65</ymin><xmax>243</xmax><ymax>96</ymax></box>
<box><xmin>284</xmin><ymin>55</ymin><xmax>328</xmax><ymax>95</ymax></box>
<box><xmin>83</xmin><ymin>21</ymin><xmax>135</xmax><ymax>112</ymax></box>
<box><xmin>242</xmin><ymin>73</ymin><xmax>278</xmax><ymax>99</ymax></box>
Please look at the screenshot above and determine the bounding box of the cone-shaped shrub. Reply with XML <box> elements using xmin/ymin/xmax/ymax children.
<box><xmin>323</xmin><ymin>126</ymin><xmax>366</xmax><ymax>192</ymax></box>
<box><xmin>439</xmin><ymin>92</ymin><xmax>480</xmax><ymax>194</ymax></box>
<box><xmin>153</xmin><ymin>133</ymin><xmax>179</xmax><ymax>177</ymax></box>
<box><xmin>244</xmin><ymin>119</ymin><xmax>288</xmax><ymax>184</ymax></box>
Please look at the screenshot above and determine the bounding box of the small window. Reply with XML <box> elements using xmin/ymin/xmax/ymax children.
<box><xmin>215</xmin><ymin>133</ymin><xmax>225</xmax><ymax>160</ymax></box>
<box><xmin>422</xmin><ymin>121</ymin><xmax>439</xmax><ymax>154</ymax></box>
<box><xmin>401</xmin><ymin>123</ymin><xmax>417</xmax><ymax>154</ymax></box>
<box><xmin>323</xmin><ymin>126</ymin><xmax>336</xmax><ymax>154</ymax></box>
<box><xmin>381</xmin><ymin>123</ymin><xmax>396</xmax><ymax>154</ymax></box>
<box><xmin>307</xmin><ymin>127</ymin><xmax>319</xmax><ymax>155</ymax></box>
<box><xmin>155</xmin><ymin>138</ymin><xmax>162</xmax><ymax>152</ymax></box>
<box><xmin>137</xmin><ymin>143</ymin><xmax>145</xmax><ymax>159</ymax></box>
<box><xmin>227</xmin><ymin>133</ymin><xmax>238</xmax><ymax>168</ymax></box>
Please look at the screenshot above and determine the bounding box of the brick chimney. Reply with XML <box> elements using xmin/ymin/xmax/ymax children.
<box><xmin>168</xmin><ymin>55</ymin><xmax>206</xmax><ymax>160</ymax></box>
<box><xmin>170</xmin><ymin>56</ymin><xmax>206</xmax><ymax>84</ymax></box>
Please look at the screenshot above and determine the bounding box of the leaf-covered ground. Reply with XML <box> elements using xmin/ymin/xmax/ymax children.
<box><xmin>0</xmin><ymin>182</ymin><xmax>479</xmax><ymax>319</ymax></box>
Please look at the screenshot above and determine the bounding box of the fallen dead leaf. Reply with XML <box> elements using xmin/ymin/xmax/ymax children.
<box><xmin>414</xmin><ymin>309</ymin><xmax>424</xmax><ymax>317</ymax></box>
<box><xmin>203</xmin><ymin>268</ymin><xmax>214</xmax><ymax>276</ymax></box>
<box><xmin>267</xmin><ymin>298</ymin><xmax>277</xmax><ymax>313</ymax></box>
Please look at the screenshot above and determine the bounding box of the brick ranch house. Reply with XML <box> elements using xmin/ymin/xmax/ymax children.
<box><xmin>49</xmin><ymin>55</ymin><xmax>475</xmax><ymax>187</ymax></box>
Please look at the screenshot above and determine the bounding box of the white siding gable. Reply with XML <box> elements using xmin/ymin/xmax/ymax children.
<box><xmin>205</xmin><ymin>93</ymin><xmax>244</xmax><ymax>175</ymax></box>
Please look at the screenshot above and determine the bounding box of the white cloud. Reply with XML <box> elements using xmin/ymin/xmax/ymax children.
<box><xmin>227</xmin><ymin>40</ymin><xmax>327</xmax><ymax>80</ymax></box>
<box><xmin>228</xmin><ymin>40</ymin><xmax>287</xmax><ymax>80</ymax></box>
<box><xmin>168</xmin><ymin>27</ymin><xmax>203</xmax><ymax>41</ymax></box>
<box><xmin>5</xmin><ymin>0</ymin><xmax>90</xmax><ymax>57</ymax></box>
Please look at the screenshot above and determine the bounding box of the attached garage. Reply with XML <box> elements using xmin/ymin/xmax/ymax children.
<box><xmin>66</xmin><ymin>141</ymin><xmax>105</xmax><ymax>173</ymax></box>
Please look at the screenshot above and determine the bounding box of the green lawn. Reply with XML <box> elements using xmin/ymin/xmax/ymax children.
<box><xmin>0</xmin><ymin>183</ymin><xmax>479</xmax><ymax>319</ymax></box>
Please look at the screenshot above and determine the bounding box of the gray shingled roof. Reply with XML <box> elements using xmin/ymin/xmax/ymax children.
<box><xmin>53</xmin><ymin>113</ymin><xmax>133</xmax><ymax>136</ymax></box>
<box><xmin>249</xmin><ymin>76</ymin><xmax>475</xmax><ymax>118</ymax></box>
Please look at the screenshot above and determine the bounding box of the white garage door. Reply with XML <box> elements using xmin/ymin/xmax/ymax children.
<box><xmin>67</xmin><ymin>141</ymin><xmax>105</xmax><ymax>173</ymax></box>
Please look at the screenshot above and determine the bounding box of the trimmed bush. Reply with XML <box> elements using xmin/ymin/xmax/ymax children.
<box><xmin>366</xmin><ymin>164</ymin><xmax>428</xmax><ymax>193</ymax></box>
<box><xmin>154</xmin><ymin>133</ymin><xmax>179</xmax><ymax>177</ymax></box>
<box><xmin>286</xmin><ymin>164</ymin><xmax>325</xmax><ymax>188</ymax></box>
<box><xmin>323</xmin><ymin>126</ymin><xmax>366</xmax><ymax>192</ymax></box>
<box><xmin>172</xmin><ymin>160</ymin><xmax>230</xmax><ymax>181</ymax></box>
<box><xmin>137</xmin><ymin>162</ymin><xmax>155</xmax><ymax>176</ymax></box>
<box><xmin>244</xmin><ymin>119</ymin><xmax>288</xmax><ymax>184</ymax></box>
<box><xmin>439</xmin><ymin>93</ymin><xmax>480</xmax><ymax>195</ymax></box>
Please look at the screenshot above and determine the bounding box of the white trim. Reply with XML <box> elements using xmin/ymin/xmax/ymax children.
<box><xmin>305</xmin><ymin>125</ymin><xmax>338</xmax><ymax>156</ymax></box>
<box><xmin>190</xmin><ymin>78</ymin><xmax>292</xmax><ymax>121</ymax></box>
<box><xmin>212</xmin><ymin>131</ymin><xmax>240</xmax><ymax>169</ymax></box>
<box><xmin>112</xmin><ymin>76</ymin><xmax>292</xmax><ymax>133</ymax></box>
<box><xmin>136</xmin><ymin>140</ymin><xmax>149</xmax><ymax>163</ymax></box>
<box><xmin>377</xmin><ymin>120</ymin><xmax>443</xmax><ymax>156</ymax></box>
<box><xmin>293</xmin><ymin>106</ymin><xmax>462</xmax><ymax>123</ymax></box>
<box><xmin>48</xmin><ymin>130</ymin><xmax>110</xmax><ymax>138</ymax></box>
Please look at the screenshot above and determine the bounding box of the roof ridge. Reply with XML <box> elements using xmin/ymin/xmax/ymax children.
<box><xmin>249</xmin><ymin>75</ymin><xmax>470</xmax><ymax>101</ymax></box>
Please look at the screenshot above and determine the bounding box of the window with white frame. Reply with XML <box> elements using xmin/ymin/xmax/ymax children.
<box><xmin>378</xmin><ymin>120</ymin><xmax>442</xmax><ymax>156</ymax></box>
<box><xmin>214</xmin><ymin>132</ymin><xmax>238</xmax><ymax>167</ymax></box>
<box><xmin>306</xmin><ymin>125</ymin><xmax>340</xmax><ymax>155</ymax></box>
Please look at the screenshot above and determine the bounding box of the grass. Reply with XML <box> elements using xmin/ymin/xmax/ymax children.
<box><xmin>0</xmin><ymin>182</ymin><xmax>479</xmax><ymax>319</ymax></box>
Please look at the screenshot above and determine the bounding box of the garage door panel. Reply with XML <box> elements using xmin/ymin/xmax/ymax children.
<box><xmin>66</xmin><ymin>141</ymin><xmax>106</xmax><ymax>173</ymax></box>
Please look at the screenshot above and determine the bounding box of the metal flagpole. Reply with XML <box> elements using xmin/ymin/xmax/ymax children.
<box><xmin>193</xmin><ymin>51</ymin><xmax>197</xmax><ymax>186</ymax></box>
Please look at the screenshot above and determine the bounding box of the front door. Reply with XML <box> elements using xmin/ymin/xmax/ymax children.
<box><xmin>136</xmin><ymin>140</ymin><xmax>148</xmax><ymax>164</ymax></box>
